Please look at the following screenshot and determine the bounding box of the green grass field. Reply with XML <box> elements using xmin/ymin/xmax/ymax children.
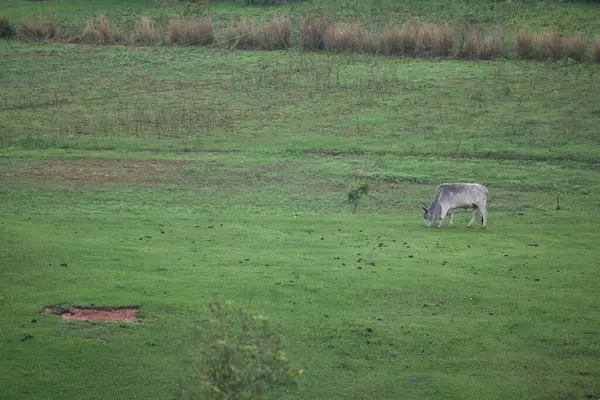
<box><xmin>2</xmin><ymin>1</ymin><xmax>600</xmax><ymax>399</ymax></box>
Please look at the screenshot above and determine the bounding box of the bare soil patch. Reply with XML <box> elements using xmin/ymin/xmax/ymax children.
<box><xmin>43</xmin><ymin>306</ymin><xmax>140</xmax><ymax>322</ymax></box>
<box><xmin>4</xmin><ymin>158</ymin><xmax>195</xmax><ymax>187</ymax></box>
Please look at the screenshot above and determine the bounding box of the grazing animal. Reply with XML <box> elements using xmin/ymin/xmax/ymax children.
<box><xmin>423</xmin><ymin>183</ymin><xmax>488</xmax><ymax>229</ymax></box>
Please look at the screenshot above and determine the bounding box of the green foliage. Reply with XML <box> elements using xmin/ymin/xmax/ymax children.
<box><xmin>174</xmin><ymin>301</ymin><xmax>303</xmax><ymax>400</ymax></box>
<box><xmin>345</xmin><ymin>181</ymin><xmax>369</xmax><ymax>214</ymax></box>
<box><xmin>0</xmin><ymin>15</ymin><xmax>13</xmax><ymax>38</ymax></box>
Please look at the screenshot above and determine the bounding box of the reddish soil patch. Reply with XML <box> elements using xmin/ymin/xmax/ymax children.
<box><xmin>44</xmin><ymin>307</ymin><xmax>140</xmax><ymax>322</ymax></box>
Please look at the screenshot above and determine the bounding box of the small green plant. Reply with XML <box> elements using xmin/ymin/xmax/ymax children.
<box><xmin>345</xmin><ymin>179</ymin><xmax>369</xmax><ymax>214</ymax></box>
<box><xmin>174</xmin><ymin>300</ymin><xmax>303</xmax><ymax>400</ymax></box>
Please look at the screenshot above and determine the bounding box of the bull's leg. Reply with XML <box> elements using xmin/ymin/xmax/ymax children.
<box><xmin>447</xmin><ymin>209</ymin><xmax>455</xmax><ymax>228</ymax></box>
<box><xmin>437</xmin><ymin>207</ymin><xmax>449</xmax><ymax>229</ymax></box>
<box><xmin>479</xmin><ymin>204</ymin><xmax>488</xmax><ymax>229</ymax></box>
<box><xmin>467</xmin><ymin>208</ymin><xmax>479</xmax><ymax>228</ymax></box>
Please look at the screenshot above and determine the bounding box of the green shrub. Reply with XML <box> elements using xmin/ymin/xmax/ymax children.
<box><xmin>174</xmin><ymin>300</ymin><xmax>303</xmax><ymax>400</ymax></box>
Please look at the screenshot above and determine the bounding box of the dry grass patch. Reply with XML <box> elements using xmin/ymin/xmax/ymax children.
<box><xmin>534</xmin><ymin>29</ymin><xmax>565</xmax><ymax>60</ymax></box>
<box><xmin>299</xmin><ymin>14</ymin><xmax>329</xmax><ymax>50</ymax></box>
<box><xmin>516</xmin><ymin>28</ymin><xmax>535</xmax><ymax>59</ymax></box>
<box><xmin>168</xmin><ymin>18</ymin><xmax>214</xmax><ymax>45</ymax></box>
<box><xmin>324</xmin><ymin>23</ymin><xmax>373</xmax><ymax>53</ymax></box>
<box><xmin>562</xmin><ymin>33</ymin><xmax>588</xmax><ymax>61</ymax></box>
<box><xmin>134</xmin><ymin>16</ymin><xmax>155</xmax><ymax>45</ymax></box>
<box><xmin>457</xmin><ymin>25</ymin><xmax>504</xmax><ymax>59</ymax></box>
<box><xmin>421</xmin><ymin>24</ymin><xmax>454</xmax><ymax>57</ymax></box>
<box><xmin>227</xmin><ymin>17</ymin><xmax>256</xmax><ymax>49</ymax></box>
<box><xmin>80</xmin><ymin>14</ymin><xmax>121</xmax><ymax>44</ymax></box>
<box><xmin>257</xmin><ymin>15</ymin><xmax>291</xmax><ymax>50</ymax></box>
<box><xmin>19</xmin><ymin>12</ymin><xmax>58</xmax><ymax>40</ymax></box>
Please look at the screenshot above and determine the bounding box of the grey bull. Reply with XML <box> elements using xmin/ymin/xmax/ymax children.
<box><xmin>423</xmin><ymin>183</ymin><xmax>489</xmax><ymax>229</ymax></box>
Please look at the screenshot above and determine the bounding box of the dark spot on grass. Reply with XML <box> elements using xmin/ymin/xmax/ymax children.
<box><xmin>60</xmin><ymin>263</ymin><xmax>67</xmax><ymax>267</ymax></box>
<box><xmin>20</xmin><ymin>334</ymin><xmax>33</xmax><ymax>342</ymax></box>
<box><xmin>31</xmin><ymin>319</ymin><xmax>36</xmax><ymax>323</ymax></box>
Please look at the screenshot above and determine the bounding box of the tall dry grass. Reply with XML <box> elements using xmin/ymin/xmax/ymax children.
<box><xmin>168</xmin><ymin>18</ymin><xmax>214</xmax><ymax>45</ymax></box>
<box><xmin>595</xmin><ymin>37</ymin><xmax>600</xmax><ymax>62</ymax></box>
<box><xmin>456</xmin><ymin>25</ymin><xmax>504</xmax><ymax>59</ymax></box>
<box><xmin>516</xmin><ymin>28</ymin><xmax>535</xmax><ymax>59</ymax></box>
<box><xmin>257</xmin><ymin>15</ymin><xmax>291</xmax><ymax>50</ymax></box>
<box><xmin>135</xmin><ymin>16</ymin><xmax>155</xmax><ymax>45</ymax></box>
<box><xmin>517</xmin><ymin>29</ymin><xmax>588</xmax><ymax>60</ymax></box>
<box><xmin>324</xmin><ymin>23</ymin><xmax>373</xmax><ymax>53</ymax></box>
<box><xmin>226</xmin><ymin>17</ymin><xmax>256</xmax><ymax>49</ymax></box>
<box><xmin>562</xmin><ymin>33</ymin><xmax>588</xmax><ymax>60</ymax></box>
<box><xmin>378</xmin><ymin>23</ymin><xmax>453</xmax><ymax>57</ymax></box>
<box><xmin>299</xmin><ymin>14</ymin><xmax>329</xmax><ymax>50</ymax></box>
<box><xmin>19</xmin><ymin>12</ymin><xmax>58</xmax><ymax>40</ymax></box>
<box><xmin>80</xmin><ymin>14</ymin><xmax>121</xmax><ymax>44</ymax></box>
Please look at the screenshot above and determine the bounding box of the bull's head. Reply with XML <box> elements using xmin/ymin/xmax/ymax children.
<box><xmin>423</xmin><ymin>203</ymin><xmax>436</xmax><ymax>228</ymax></box>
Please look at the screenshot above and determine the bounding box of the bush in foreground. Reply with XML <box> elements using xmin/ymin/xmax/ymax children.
<box><xmin>174</xmin><ymin>300</ymin><xmax>303</xmax><ymax>400</ymax></box>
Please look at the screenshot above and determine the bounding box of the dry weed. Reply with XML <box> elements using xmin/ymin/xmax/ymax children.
<box><xmin>80</xmin><ymin>14</ymin><xmax>121</xmax><ymax>44</ymax></box>
<box><xmin>257</xmin><ymin>15</ymin><xmax>291</xmax><ymax>50</ymax></box>
<box><xmin>516</xmin><ymin>28</ymin><xmax>535</xmax><ymax>59</ymax></box>
<box><xmin>563</xmin><ymin>33</ymin><xmax>588</xmax><ymax>60</ymax></box>
<box><xmin>227</xmin><ymin>17</ymin><xmax>256</xmax><ymax>49</ymax></box>
<box><xmin>421</xmin><ymin>24</ymin><xmax>453</xmax><ymax>57</ymax></box>
<box><xmin>299</xmin><ymin>14</ymin><xmax>329</xmax><ymax>50</ymax></box>
<box><xmin>324</xmin><ymin>23</ymin><xmax>372</xmax><ymax>53</ymax></box>
<box><xmin>534</xmin><ymin>29</ymin><xmax>564</xmax><ymax>60</ymax></box>
<box><xmin>479</xmin><ymin>25</ymin><xmax>504</xmax><ymax>59</ymax></box>
<box><xmin>19</xmin><ymin>12</ymin><xmax>58</xmax><ymax>40</ymax></box>
<box><xmin>168</xmin><ymin>18</ymin><xmax>214</xmax><ymax>45</ymax></box>
<box><xmin>135</xmin><ymin>16</ymin><xmax>155</xmax><ymax>45</ymax></box>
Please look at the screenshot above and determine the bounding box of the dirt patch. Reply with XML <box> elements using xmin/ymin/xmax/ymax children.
<box><xmin>4</xmin><ymin>158</ymin><xmax>195</xmax><ymax>187</ymax></box>
<box><xmin>43</xmin><ymin>306</ymin><xmax>140</xmax><ymax>322</ymax></box>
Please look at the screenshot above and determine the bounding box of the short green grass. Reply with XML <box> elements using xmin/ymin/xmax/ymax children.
<box><xmin>1</xmin><ymin>0</ymin><xmax>600</xmax><ymax>399</ymax></box>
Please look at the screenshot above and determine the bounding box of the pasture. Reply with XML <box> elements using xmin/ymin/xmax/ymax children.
<box><xmin>1</xmin><ymin>0</ymin><xmax>600</xmax><ymax>399</ymax></box>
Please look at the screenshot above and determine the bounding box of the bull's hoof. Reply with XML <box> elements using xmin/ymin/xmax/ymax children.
<box><xmin>436</xmin><ymin>226</ymin><xmax>441</xmax><ymax>229</ymax></box>
<box><xmin>466</xmin><ymin>225</ymin><xmax>472</xmax><ymax>229</ymax></box>
<box><xmin>481</xmin><ymin>226</ymin><xmax>487</xmax><ymax>230</ymax></box>
<box><xmin>448</xmin><ymin>224</ymin><xmax>454</xmax><ymax>228</ymax></box>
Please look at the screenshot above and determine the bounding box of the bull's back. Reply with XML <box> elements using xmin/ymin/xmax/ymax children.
<box><xmin>435</xmin><ymin>183</ymin><xmax>488</xmax><ymax>204</ymax></box>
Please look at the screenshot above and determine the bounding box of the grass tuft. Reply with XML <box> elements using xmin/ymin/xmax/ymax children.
<box><xmin>19</xmin><ymin>12</ymin><xmax>58</xmax><ymax>40</ymax></box>
<box><xmin>457</xmin><ymin>25</ymin><xmax>504</xmax><ymax>60</ymax></box>
<box><xmin>562</xmin><ymin>33</ymin><xmax>588</xmax><ymax>61</ymax></box>
<box><xmin>168</xmin><ymin>18</ymin><xmax>214</xmax><ymax>45</ymax></box>
<box><xmin>595</xmin><ymin>37</ymin><xmax>600</xmax><ymax>62</ymax></box>
<box><xmin>134</xmin><ymin>16</ymin><xmax>155</xmax><ymax>46</ymax></box>
<box><xmin>324</xmin><ymin>23</ymin><xmax>372</xmax><ymax>53</ymax></box>
<box><xmin>257</xmin><ymin>15</ymin><xmax>291</xmax><ymax>50</ymax></box>
<box><xmin>227</xmin><ymin>17</ymin><xmax>256</xmax><ymax>49</ymax></box>
<box><xmin>80</xmin><ymin>14</ymin><xmax>121</xmax><ymax>44</ymax></box>
<box><xmin>299</xmin><ymin>13</ymin><xmax>329</xmax><ymax>51</ymax></box>
<box><xmin>516</xmin><ymin>28</ymin><xmax>535</xmax><ymax>59</ymax></box>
